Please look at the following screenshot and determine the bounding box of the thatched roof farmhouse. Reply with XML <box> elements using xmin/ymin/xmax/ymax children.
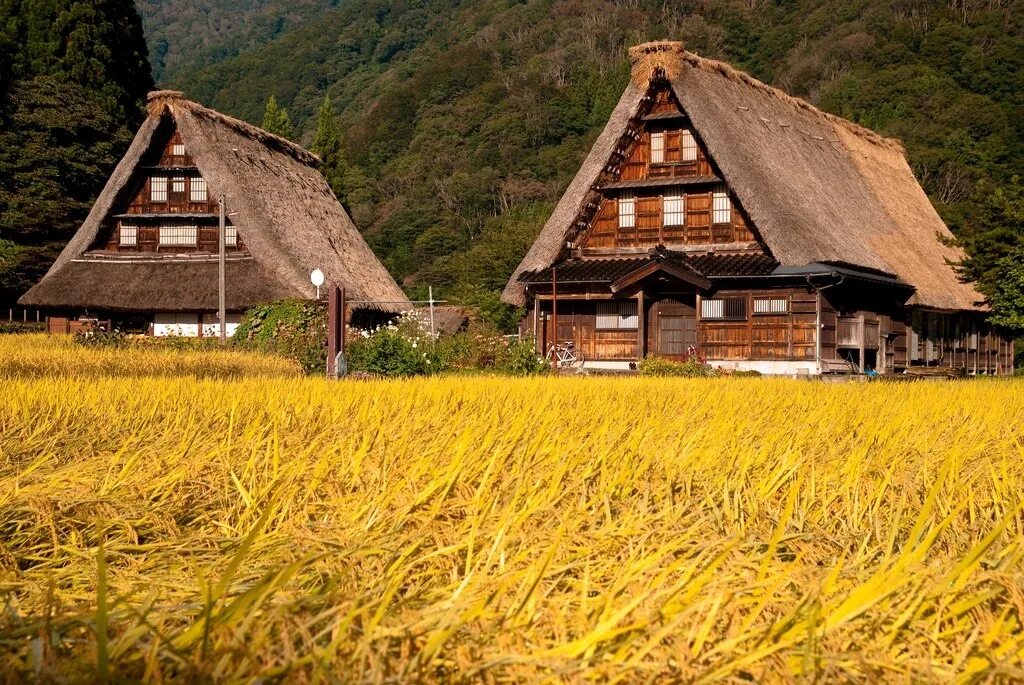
<box><xmin>21</xmin><ymin>91</ymin><xmax>408</xmax><ymax>334</ymax></box>
<box><xmin>504</xmin><ymin>42</ymin><xmax>1014</xmax><ymax>375</ymax></box>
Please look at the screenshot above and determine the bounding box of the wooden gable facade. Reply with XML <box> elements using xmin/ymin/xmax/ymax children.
<box><xmin>507</xmin><ymin>44</ymin><xmax>1015</xmax><ymax>375</ymax></box>
<box><xmin>98</xmin><ymin>124</ymin><xmax>245</xmax><ymax>256</ymax></box>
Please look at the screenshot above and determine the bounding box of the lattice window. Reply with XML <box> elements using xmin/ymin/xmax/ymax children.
<box><xmin>190</xmin><ymin>177</ymin><xmax>208</xmax><ymax>202</ymax></box>
<box><xmin>158</xmin><ymin>223</ymin><xmax>197</xmax><ymax>246</ymax></box>
<box><xmin>712</xmin><ymin>185</ymin><xmax>731</xmax><ymax>224</ymax></box>
<box><xmin>753</xmin><ymin>297</ymin><xmax>788</xmax><ymax>314</ymax></box>
<box><xmin>680</xmin><ymin>130</ymin><xmax>698</xmax><ymax>162</ymax></box>
<box><xmin>150</xmin><ymin>176</ymin><xmax>168</xmax><ymax>202</ymax></box>
<box><xmin>596</xmin><ymin>300</ymin><xmax>638</xmax><ymax>330</ymax></box>
<box><xmin>172</xmin><ymin>143</ymin><xmax>186</xmax><ymax>157</ymax></box>
<box><xmin>119</xmin><ymin>224</ymin><xmax>138</xmax><ymax>247</ymax></box>
<box><xmin>618</xmin><ymin>193</ymin><xmax>636</xmax><ymax>229</ymax></box>
<box><xmin>701</xmin><ymin>297</ymin><xmax>746</xmax><ymax>320</ymax></box>
<box><xmin>225</xmin><ymin>225</ymin><xmax>238</xmax><ymax>247</ymax></box>
<box><xmin>650</xmin><ymin>131</ymin><xmax>665</xmax><ymax>164</ymax></box>
<box><xmin>172</xmin><ymin>176</ymin><xmax>186</xmax><ymax>193</ymax></box>
<box><xmin>664</xmin><ymin>194</ymin><xmax>685</xmax><ymax>226</ymax></box>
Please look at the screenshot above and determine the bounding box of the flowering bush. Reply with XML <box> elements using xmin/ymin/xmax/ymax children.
<box><xmin>638</xmin><ymin>355</ymin><xmax>717</xmax><ymax>377</ymax></box>
<box><xmin>346</xmin><ymin>313</ymin><xmax>443</xmax><ymax>376</ymax></box>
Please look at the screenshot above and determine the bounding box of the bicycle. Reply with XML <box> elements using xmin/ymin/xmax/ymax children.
<box><xmin>546</xmin><ymin>340</ymin><xmax>586</xmax><ymax>370</ymax></box>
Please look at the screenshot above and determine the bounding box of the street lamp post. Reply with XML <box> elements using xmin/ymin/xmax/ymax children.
<box><xmin>219</xmin><ymin>194</ymin><xmax>227</xmax><ymax>343</ymax></box>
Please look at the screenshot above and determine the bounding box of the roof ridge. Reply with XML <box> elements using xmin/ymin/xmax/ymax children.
<box><xmin>628</xmin><ymin>41</ymin><xmax>903</xmax><ymax>153</ymax></box>
<box><xmin>146</xmin><ymin>90</ymin><xmax>321</xmax><ymax>166</ymax></box>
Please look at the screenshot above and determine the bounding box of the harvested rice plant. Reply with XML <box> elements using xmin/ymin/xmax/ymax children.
<box><xmin>1</xmin><ymin>336</ymin><xmax>1023</xmax><ymax>682</ymax></box>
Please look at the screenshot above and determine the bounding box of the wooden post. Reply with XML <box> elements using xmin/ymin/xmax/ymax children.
<box><xmin>550</xmin><ymin>267</ymin><xmax>558</xmax><ymax>370</ymax></box>
<box><xmin>531</xmin><ymin>291</ymin><xmax>540</xmax><ymax>354</ymax></box>
<box><xmin>218</xmin><ymin>194</ymin><xmax>227</xmax><ymax>343</ymax></box>
<box><xmin>327</xmin><ymin>283</ymin><xmax>345</xmax><ymax>378</ymax></box>
<box><xmin>636</xmin><ymin>289</ymin><xmax>646</xmax><ymax>361</ymax></box>
<box><xmin>858</xmin><ymin>314</ymin><xmax>866</xmax><ymax>372</ymax></box>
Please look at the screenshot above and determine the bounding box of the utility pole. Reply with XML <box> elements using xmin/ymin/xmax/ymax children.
<box><xmin>219</xmin><ymin>194</ymin><xmax>227</xmax><ymax>343</ymax></box>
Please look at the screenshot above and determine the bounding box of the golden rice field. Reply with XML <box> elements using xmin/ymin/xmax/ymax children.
<box><xmin>1</xmin><ymin>335</ymin><xmax>1023</xmax><ymax>682</ymax></box>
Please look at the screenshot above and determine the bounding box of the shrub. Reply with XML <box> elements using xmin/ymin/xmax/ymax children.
<box><xmin>0</xmin><ymin>321</ymin><xmax>46</xmax><ymax>335</ymax></box>
<box><xmin>638</xmin><ymin>355</ymin><xmax>717</xmax><ymax>377</ymax></box>
<box><xmin>346</xmin><ymin>318</ymin><xmax>442</xmax><ymax>376</ymax></box>
<box><xmin>233</xmin><ymin>299</ymin><xmax>327</xmax><ymax>374</ymax></box>
<box><xmin>503</xmin><ymin>338</ymin><xmax>549</xmax><ymax>375</ymax></box>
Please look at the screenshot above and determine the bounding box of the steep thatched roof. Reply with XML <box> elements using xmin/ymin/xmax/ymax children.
<box><xmin>21</xmin><ymin>91</ymin><xmax>409</xmax><ymax>313</ymax></box>
<box><xmin>503</xmin><ymin>42</ymin><xmax>983</xmax><ymax>312</ymax></box>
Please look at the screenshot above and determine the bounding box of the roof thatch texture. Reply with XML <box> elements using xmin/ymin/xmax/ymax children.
<box><xmin>21</xmin><ymin>91</ymin><xmax>409</xmax><ymax>313</ymax></box>
<box><xmin>502</xmin><ymin>42</ymin><xmax>982</xmax><ymax>312</ymax></box>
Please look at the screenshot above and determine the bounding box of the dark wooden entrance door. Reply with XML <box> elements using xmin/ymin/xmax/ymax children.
<box><xmin>655</xmin><ymin>299</ymin><xmax>697</xmax><ymax>359</ymax></box>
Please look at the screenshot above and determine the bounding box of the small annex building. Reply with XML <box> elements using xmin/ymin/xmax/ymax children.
<box><xmin>20</xmin><ymin>90</ymin><xmax>409</xmax><ymax>336</ymax></box>
<box><xmin>504</xmin><ymin>42</ymin><xmax>1015</xmax><ymax>375</ymax></box>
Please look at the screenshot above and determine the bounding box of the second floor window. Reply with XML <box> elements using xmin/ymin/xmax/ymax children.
<box><xmin>753</xmin><ymin>297</ymin><xmax>788</xmax><ymax>314</ymax></box>
<box><xmin>619</xmin><ymin>193</ymin><xmax>636</xmax><ymax>229</ymax></box>
<box><xmin>150</xmin><ymin>176</ymin><xmax>168</xmax><ymax>202</ymax></box>
<box><xmin>664</xmin><ymin>194</ymin><xmax>685</xmax><ymax>226</ymax></box>
<box><xmin>650</xmin><ymin>131</ymin><xmax>665</xmax><ymax>164</ymax></box>
<box><xmin>713</xmin><ymin>185</ymin><xmax>731</xmax><ymax>224</ymax></box>
<box><xmin>172</xmin><ymin>176</ymin><xmax>186</xmax><ymax>194</ymax></box>
<box><xmin>225</xmin><ymin>226</ymin><xmax>238</xmax><ymax>247</ymax></box>
<box><xmin>681</xmin><ymin>130</ymin><xmax>698</xmax><ymax>162</ymax></box>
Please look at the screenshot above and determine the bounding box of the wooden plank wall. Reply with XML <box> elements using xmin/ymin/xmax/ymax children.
<box><xmin>699</xmin><ymin>288</ymin><xmax>817</xmax><ymax>361</ymax></box>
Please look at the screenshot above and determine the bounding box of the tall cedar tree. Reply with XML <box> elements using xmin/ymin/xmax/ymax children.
<box><xmin>310</xmin><ymin>96</ymin><xmax>349</xmax><ymax>207</ymax></box>
<box><xmin>0</xmin><ymin>0</ymin><xmax>152</xmax><ymax>307</ymax></box>
<box><xmin>261</xmin><ymin>96</ymin><xmax>293</xmax><ymax>140</ymax></box>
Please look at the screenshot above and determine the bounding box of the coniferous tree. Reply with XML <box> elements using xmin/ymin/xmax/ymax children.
<box><xmin>261</xmin><ymin>95</ymin><xmax>293</xmax><ymax>140</ymax></box>
<box><xmin>0</xmin><ymin>0</ymin><xmax>152</xmax><ymax>307</ymax></box>
<box><xmin>310</xmin><ymin>96</ymin><xmax>349</xmax><ymax>206</ymax></box>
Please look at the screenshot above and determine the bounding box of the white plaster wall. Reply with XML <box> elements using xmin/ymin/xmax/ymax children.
<box><xmin>707</xmin><ymin>360</ymin><xmax>818</xmax><ymax>376</ymax></box>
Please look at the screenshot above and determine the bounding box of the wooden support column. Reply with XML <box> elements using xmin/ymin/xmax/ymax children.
<box><xmin>637</xmin><ymin>289</ymin><xmax>646</xmax><ymax>361</ymax></box>
<box><xmin>858</xmin><ymin>314</ymin><xmax>866</xmax><ymax>373</ymax></box>
<box><xmin>531</xmin><ymin>292</ymin><xmax>540</xmax><ymax>355</ymax></box>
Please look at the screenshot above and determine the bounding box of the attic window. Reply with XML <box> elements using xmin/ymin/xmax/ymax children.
<box><xmin>190</xmin><ymin>177</ymin><xmax>208</xmax><ymax>202</ymax></box>
<box><xmin>712</xmin><ymin>185</ymin><xmax>731</xmax><ymax>224</ymax></box>
<box><xmin>172</xmin><ymin>143</ymin><xmax>186</xmax><ymax>157</ymax></box>
<box><xmin>650</xmin><ymin>132</ymin><xmax>665</xmax><ymax>164</ymax></box>
<box><xmin>618</xmin><ymin>192</ymin><xmax>636</xmax><ymax>229</ymax></box>
<box><xmin>225</xmin><ymin>226</ymin><xmax>238</xmax><ymax>247</ymax></box>
<box><xmin>664</xmin><ymin>194</ymin><xmax>685</xmax><ymax>226</ymax></box>
<box><xmin>680</xmin><ymin>130</ymin><xmax>698</xmax><ymax>162</ymax></box>
<box><xmin>119</xmin><ymin>224</ymin><xmax>138</xmax><ymax>247</ymax></box>
<box><xmin>150</xmin><ymin>176</ymin><xmax>168</xmax><ymax>202</ymax></box>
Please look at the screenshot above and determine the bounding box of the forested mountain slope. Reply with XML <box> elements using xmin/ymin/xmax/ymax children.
<box><xmin>142</xmin><ymin>0</ymin><xmax>1024</xmax><ymax>322</ymax></box>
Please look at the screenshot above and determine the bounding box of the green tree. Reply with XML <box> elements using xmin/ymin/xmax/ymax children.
<box><xmin>310</xmin><ymin>95</ymin><xmax>349</xmax><ymax>205</ymax></box>
<box><xmin>987</xmin><ymin>249</ymin><xmax>1024</xmax><ymax>332</ymax></box>
<box><xmin>261</xmin><ymin>95</ymin><xmax>293</xmax><ymax>139</ymax></box>
<box><xmin>0</xmin><ymin>0</ymin><xmax>151</xmax><ymax>307</ymax></box>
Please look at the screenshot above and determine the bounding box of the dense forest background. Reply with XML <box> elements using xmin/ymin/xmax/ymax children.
<box><xmin>2</xmin><ymin>0</ymin><xmax>1022</xmax><ymax>330</ymax></box>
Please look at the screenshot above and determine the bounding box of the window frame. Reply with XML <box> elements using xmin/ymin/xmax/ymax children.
<box><xmin>752</xmin><ymin>297</ymin><xmax>789</xmax><ymax>315</ymax></box>
<box><xmin>712</xmin><ymin>185</ymin><xmax>731</xmax><ymax>225</ymax></box>
<box><xmin>618</xmin><ymin>192</ymin><xmax>636</xmax><ymax>229</ymax></box>
<box><xmin>150</xmin><ymin>176</ymin><xmax>168</xmax><ymax>203</ymax></box>
<box><xmin>701</xmin><ymin>297</ymin><xmax>747</xmax><ymax>321</ymax></box>
<box><xmin>650</xmin><ymin>131</ymin><xmax>666</xmax><ymax>164</ymax></box>
<box><xmin>680</xmin><ymin>130</ymin><xmax>698</xmax><ymax>162</ymax></box>
<box><xmin>595</xmin><ymin>300</ymin><xmax>639</xmax><ymax>331</ymax></box>
<box><xmin>190</xmin><ymin>177</ymin><xmax>208</xmax><ymax>203</ymax></box>
<box><xmin>171</xmin><ymin>143</ymin><xmax>186</xmax><ymax>157</ymax></box>
<box><xmin>157</xmin><ymin>223</ymin><xmax>198</xmax><ymax>247</ymax></box>
<box><xmin>225</xmin><ymin>225</ymin><xmax>238</xmax><ymax>247</ymax></box>
<box><xmin>663</xmin><ymin>193</ymin><xmax>686</xmax><ymax>227</ymax></box>
<box><xmin>118</xmin><ymin>224</ymin><xmax>138</xmax><ymax>247</ymax></box>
